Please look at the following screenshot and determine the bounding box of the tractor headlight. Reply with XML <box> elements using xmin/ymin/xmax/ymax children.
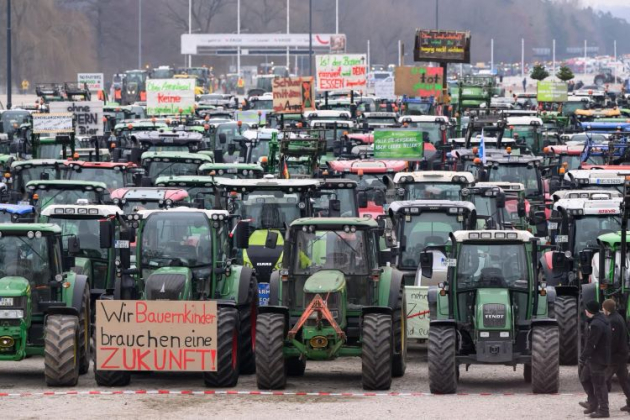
<box><xmin>0</xmin><ymin>309</ymin><xmax>23</xmax><ymax>319</ymax></box>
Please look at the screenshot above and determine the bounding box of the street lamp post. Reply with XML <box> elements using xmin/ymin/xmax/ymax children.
<box><xmin>309</xmin><ymin>0</ymin><xmax>313</xmax><ymax>76</ymax></box>
<box><xmin>237</xmin><ymin>0</ymin><xmax>241</xmax><ymax>75</ymax></box>
<box><xmin>286</xmin><ymin>0</ymin><xmax>290</xmax><ymax>68</ymax></box>
<box><xmin>138</xmin><ymin>0</ymin><xmax>142</xmax><ymax>69</ymax></box>
<box><xmin>188</xmin><ymin>0</ymin><xmax>192</xmax><ymax>67</ymax></box>
<box><xmin>6</xmin><ymin>0</ymin><xmax>12</xmax><ymax>109</ymax></box>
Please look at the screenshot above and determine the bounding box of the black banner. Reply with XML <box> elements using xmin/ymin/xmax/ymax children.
<box><xmin>414</xmin><ymin>30</ymin><xmax>471</xmax><ymax>64</ymax></box>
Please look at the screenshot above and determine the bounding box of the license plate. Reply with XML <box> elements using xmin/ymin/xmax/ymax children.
<box><xmin>115</xmin><ymin>240</ymin><xmax>130</xmax><ymax>249</ymax></box>
<box><xmin>548</xmin><ymin>222</ymin><xmax>558</xmax><ymax>230</ymax></box>
<box><xmin>0</xmin><ymin>298</ymin><xmax>14</xmax><ymax>306</ymax></box>
<box><xmin>595</xmin><ymin>178</ymin><xmax>621</xmax><ymax>184</ymax></box>
<box><xmin>555</xmin><ymin>235</ymin><xmax>568</xmax><ymax>243</ymax></box>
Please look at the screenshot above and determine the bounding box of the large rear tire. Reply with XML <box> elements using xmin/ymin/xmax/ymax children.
<box><xmin>78</xmin><ymin>285</ymin><xmax>91</xmax><ymax>375</ymax></box>
<box><xmin>44</xmin><ymin>315</ymin><xmax>80</xmax><ymax>387</ymax></box>
<box><xmin>203</xmin><ymin>307</ymin><xmax>240</xmax><ymax>387</ymax></box>
<box><xmin>286</xmin><ymin>356</ymin><xmax>306</xmax><ymax>376</ymax></box>
<box><xmin>362</xmin><ymin>313</ymin><xmax>393</xmax><ymax>390</ymax></box>
<box><xmin>428</xmin><ymin>325</ymin><xmax>458</xmax><ymax>394</ymax></box>
<box><xmin>238</xmin><ymin>276</ymin><xmax>258</xmax><ymax>375</ymax></box>
<box><xmin>255</xmin><ymin>313</ymin><xmax>287</xmax><ymax>389</ymax></box>
<box><xmin>531</xmin><ymin>325</ymin><xmax>560</xmax><ymax>394</ymax></box>
<box><xmin>94</xmin><ymin>368</ymin><xmax>131</xmax><ymax>387</ymax></box>
<box><xmin>392</xmin><ymin>287</ymin><xmax>407</xmax><ymax>378</ymax></box>
<box><xmin>555</xmin><ymin>295</ymin><xmax>577</xmax><ymax>365</ymax></box>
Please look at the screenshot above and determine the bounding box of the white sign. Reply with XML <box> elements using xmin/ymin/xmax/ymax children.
<box><xmin>32</xmin><ymin>113</ymin><xmax>74</xmax><ymax>134</ymax></box>
<box><xmin>146</xmin><ymin>79</ymin><xmax>195</xmax><ymax>116</ymax></box>
<box><xmin>405</xmin><ymin>286</ymin><xmax>429</xmax><ymax>339</ymax></box>
<box><xmin>77</xmin><ymin>73</ymin><xmax>104</xmax><ymax>92</ymax></box>
<box><xmin>49</xmin><ymin>102</ymin><xmax>104</xmax><ymax>137</ymax></box>
<box><xmin>315</xmin><ymin>54</ymin><xmax>367</xmax><ymax>92</ymax></box>
<box><xmin>181</xmin><ymin>33</ymin><xmax>344</xmax><ymax>54</ymax></box>
<box><xmin>374</xmin><ymin>77</ymin><xmax>396</xmax><ymax>100</ymax></box>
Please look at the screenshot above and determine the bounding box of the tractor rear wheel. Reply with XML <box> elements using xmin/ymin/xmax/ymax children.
<box><xmin>362</xmin><ymin>313</ymin><xmax>393</xmax><ymax>390</ymax></box>
<box><xmin>555</xmin><ymin>295</ymin><xmax>578</xmax><ymax>365</ymax></box>
<box><xmin>44</xmin><ymin>315</ymin><xmax>80</xmax><ymax>386</ymax></box>
<box><xmin>392</xmin><ymin>287</ymin><xmax>407</xmax><ymax>378</ymax></box>
<box><xmin>78</xmin><ymin>285</ymin><xmax>91</xmax><ymax>374</ymax></box>
<box><xmin>255</xmin><ymin>313</ymin><xmax>287</xmax><ymax>389</ymax></box>
<box><xmin>531</xmin><ymin>325</ymin><xmax>560</xmax><ymax>394</ymax></box>
<box><xmin>428</xmin><ymin>325</ymin><xmax>457</xmax><ymax>394</ymax></box>
<box><xmin>204</xmin><ymin>307</ymin><xmax>240</xmax><ymax>387</ymax></box>
<box><xmin>94</xmin><ymin>368</ymin><xmax>131</xmax><ymax>387</ymax></box>
<box><xmin>286</xmin><ymin>356</ymin><xmax>306</xmax><ymax>376</ymax></box>
<box><xmin>239</xmin><ymin>275</ymin><xmax>258</xmax><ymax>375</ymax></box>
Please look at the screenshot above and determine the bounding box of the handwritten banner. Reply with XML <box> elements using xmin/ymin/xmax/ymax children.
<box><xmin>375</xmin><ymin>77</ymin><xmax>396</xmax><ymax>100</ymax></box>
<box><xmin>272</xmin><ymin>77</ymin><xmax>315</xmax><ymax>113</ymax></box>
<box><xmin>96</xmin><ymin>300</ymin><xmax>218</xmax><ymax>372</ymax></box>
<box><xmin>394</xmin><ymin>66</ymin><xmax>443</xmax><ymax>98</ymax></box>
<box><xmin>315</xmin><ymin>54</ymin><xmax>367</xmax><ymax>92</ymax></box>
<box><xmin>146</xmin><ymin>79</ymin><xmax>195</xmax><ymax>116</ymax></box>
<box><xmin>405</xmin><ymin>286</ymin><xmax>429</xmax><ymax>339</ymax></box>
<box><xmin>414</xmin><ymin>30</ymin><xmax>471</xmax><ymax>63</ymax></box>
<box><xmin>49</xmin><ymin>101</ymin><xmax>103</xmax><ymax>136</ymax></box>
<box><xmin>32</xmin><ymin>113</ymin><xmax>74</xmax><ymax>134</ymax></box>
<box><xmin>77</xmin><ymin>73</ymin><xmax>104</xmax><ymax>92</ymax></box>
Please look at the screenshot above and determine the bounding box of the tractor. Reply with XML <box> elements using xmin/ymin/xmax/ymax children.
<box><xmin>0</xmin><ymin>224</ymin><xmax>91</xmax><ymax>385</ymax></box>
<box><xmin>154</xmin><ymin>176</ymin><xmax>220</xmax><ymax>210</ymax></box>
<box><xmin>421</xmin><ymin>230</ymin><xmax>559</xmax><ymax>394</ymax></box>
<box><xmin>256</xmin><ymin>217</ymin><xmax>406</xmax><ymax>390</ymax></box>
<box><xmin>393</xmin><ymin>171</ymin><xmax>475</xmax><ymax>202</ymax></box>
<box><xmin>93</xmin><ymin>208</ymin><xmax>257</xmax><ymax>387</ymax></box>
<box><xmin>25</xmin><ymin>180</ymin><xmax>108</xmax><ymax>215</ymax></box>
<box><xmin>140</xmin><ymin>151</ymin><xmax>212</xmax><ymax>185</ymax></box>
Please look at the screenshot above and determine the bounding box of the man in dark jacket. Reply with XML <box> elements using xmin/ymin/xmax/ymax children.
<box><xmin>602</xmin><ymin>299</ymin><xmax>630</xmax><ymax>412</ymax></box>
<box><xmin>579</xmin><ymin>300</ymin><xmax>611</xmax><ymax>418</ymax></box>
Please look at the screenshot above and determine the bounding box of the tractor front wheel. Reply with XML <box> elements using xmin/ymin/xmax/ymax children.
<box><xmin>531</xmin><ymin>325</ymin><xmax>560</xmax><ymax>394</ymax></box>
<box><xmin>392</xmin><ymin>287</ymin><xmax>407</xmax><ymax>378</ymax></box>
<box><xmin>44</xmin><ymin>315</ymin><xmax>80</xmax><ymax>386</ymax></box>
<box><xmin>428</xmin><ymin>325</ymin><xmax>458</xmax><ymax>394</ymax></box>
<box><xmin>362</xmin><ymin>313</ymin><xmax>393</xmax><ymax>390</ymax></box>
<box><xmin>239</xmin><ymin>275</ymin><xmax>258</xmax><ymax>375</ymax></box>
<box><xmin>203</xmin><ymin>307</ymin><xmax>240</xmax><ymax>387</ymax></box>
<box><xmin>555</xmin><ymin>295</ymin><xmax>578</xmax><ymax>365</ymax></box>
<box><xmin>255</xmin><ymin>313</ymin><xmax>287</xmax><ymax>389</ymax></box>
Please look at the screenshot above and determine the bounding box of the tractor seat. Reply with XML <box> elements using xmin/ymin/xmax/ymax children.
<box><xmin>478</xmin><ymin>267</ymin><xmax>506</xmax><ymax>287</ymax></box>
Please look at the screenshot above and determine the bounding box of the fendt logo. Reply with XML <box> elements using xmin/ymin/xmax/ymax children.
<box><xmin>485</xmin><ymin>314</ymin><xmax>504</xmax><ymax>319</ymax></box>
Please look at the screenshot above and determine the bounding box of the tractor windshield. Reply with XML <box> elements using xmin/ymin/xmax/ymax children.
<box><xmin>14</xmin><ymin>165</ymin><xmax>59</xmax><ymax>191</ymax></box>
<box><xmin>35</xmin><ymin>188</ymin><xmax>100</xmax><ymax>209</ymax></box>
<box><xmin>405</xmin><ymin>122</ymin><xmax>442</xmax><ymax>145</ymax></box>
<box><xmin>344</xmin><ymin>174</ymin><xmax>387</xmax><ymax>203</ymax></box>
<box><xmin>293</xmin><ymin>230</ymin><xmax>368</xmax><ymax>276</ymax></box>
<box><xmin>147</xmin><ymin>161</ymin><xmax>200</xmax><ymax>183</ymax></box>
<box><xmin>573</xmin><ymin>216</ymin><xmax>620</xmax><ymax>256</ymax></box>
<box><xmin>239</xmin><ymin>191</ymin><xmax>301</xmax><ymax>230</ymax></box>
<box><xmin>53</xmin><ymin>217</ymin><xmax>108</xmax><ymax>260</ymax></box>
<box><xmin>0</xmin><ymin>235</ymin><xmax>53</xmax><ymax>294</ymax></box>
<box><xmin>400</xmin><ymin>212</ymin><xmax>461</xmax><ymax>268</ymax></box>
<box><xmin>488</xmin><ymin>165</ymin><xmax>541</xmax><ymax>197</ymax></box>
<box><xmin>456</xmin><ymin>243</ymin><xmax>529</xmax><ymax>289</ymax></box>
<box><xmin>140</xmin><ymin>212</ymin><xmax>212</xmax><ymax>270</ymax></box>
<box><xmin>65</xmin><ymin>167</ymin><xmax>128</xmax><ymax>189</ymax></box>
<box><xmin>38</xmin><ymin>143</ymin><xmax>64</xmax><ymax>159</ymax></box>
<box><xmin>249</xmin><ymin>140</ymin><xmax>270</xmax><ymax>163</ymax></box>
<box><xmin>404</xmin><ymin>183</ymin><xmax>462</xmax><ymax>201</ymax></box>
<box><xmin>469</xmin><ymin>195</ymin><xmax>498</xmax><ymax>227</ymax></box>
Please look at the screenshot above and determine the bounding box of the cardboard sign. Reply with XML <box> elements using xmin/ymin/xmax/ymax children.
<box><xmin>258</xmin><ymin>283</ymin><xmax>270</xmax><ymax>306</ymax></box>
<box><xmin>272</xmin><ymin>77</ymin><xmax>315</xmax><ymax>113</ymax></box>
<box><xmin>235</xmin><ymin>110</ymin><xmax>267</xmax><ymax>126</ymax></box>
<box><xmin>32</xmin><ymin>113</ymin><xmax>74</xmax><ymax>134</ymax></box>
<box><xmin>95</xmin><ymin>300</ymin><xmax>218</xmax><ymax>372</ymax></box>
<box><xmin>405</xmin><ymin>286</ymin><xmax>429</xmax><ymax>339</ymax></box>
<box><xmin>374</xmin><ymin>78</ymin><xmax>396</xmax><ymax>100</ymax></box>
<box><xmin>77</xmin><ymin>73</ymin><xmax>104</xmax><ymax>91</ymax></box>
<box><xmin>537</xmin><ymin>81</ymin><xmax>568</xmax><ymax>102</ymax></box>
<box><xmin>49</xmin><ymin>101</ymin><xmax>104</xmax><ymax>136</ymax></box>
<box><xmin>373</xmin><ymin>130</ymin><xmax>424</xmax><ymax>160</ymax></box>
<box><xmin>146</xmin><ymin>79</ymin><xmax>196</xmax><ymax>116</ymax></box>
<box><xmin>394</xmin><ymin>67</ymin><xmax>443</xmax><ymax>98</ymax></box>
<box><xmin>316</xmin><ymin>54</ymin><xmax>367</xmax><ymax>91</ymax></box>
<box><xmin>414</xmin><ymin>30</ymin><xmax>471</xmax><ymax>63</ymax></box>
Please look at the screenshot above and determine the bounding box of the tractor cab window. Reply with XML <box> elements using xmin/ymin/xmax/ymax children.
<box><xmin>186</xmin><ymin>187</ymin><xmax>216</xmax><ymax>210</ymax></box>
<box><xmin>39</xmin><ymin>143</ymin><xmax>64</xmax><ymax>160</ymax></box>
<box><xmin>344</xmin><ymin>174</ymin><xmax>387</xmax><ymax>204</ymax></box>
<box><xmin>238</xmin><ymin>191</ymin><xmax>302</xmax><ymax>230</ymax></box>
<box><xmin>65</xmin><ymin>167</ymin><xmax>128</xmax><ymax>189</ymax></box>
<box><xmin>469</xmin><ymin>195</ymin><xmax>498</xmax><ymax>228</ymax></box>
<box><xmin>147</xmin><ymin>161</ymin><xmax>200</xmax><ymax>183</ymax></box>
<box><xmin>248</xmin><ymin>140</ymin><xmax>270</xmax><ymax>164</ymax></box>
<box><xmin>14</xmin><ymin>165</ymin><xmax>59</xmax><ymax>191</ymax></box>
<box><xmin>572</xmin><ymin>216</ymin><xmax>620</xmax><ymax>256</ymax></box>
<box><xmin>53</xmin><ymin>218</ymin><xmax>108</xmax><ymax>260</ymax></box>
<box><xmin>456</xmin><ymin>243</ymin><xmax>529</xmax><ymax>290</ymax></box>
<box><xmin>400</xmin><ymin>212</ymin><xmax>461</xmax><ymax>268</ymax></box>
<box><xmin>313</xmin><ymin>189</ymin><xmax>357</xmax><ymax>217</ymax></box>
<box><xmin>141</xmin><ymin>212</ymin><xmax>212</xmax><ymax>272</ymax></box>
<box><xmin>293</xmin><ymin>230</ymin><xmax>368</xmax><ymax>277</ymax></box>
<box><xmin>34</xmin><ymin>188</ymin><xmax>100</xmax><ymax>210</ymax></box>
<box><xmin>404</xmin><ymin>183</ymin><xmax>462</xmax><ymax>201</ymax></box>
<box><xmin>488</xmin><ymin>165</ymin><xmax>540</xmax><ymax>197</ymax></box>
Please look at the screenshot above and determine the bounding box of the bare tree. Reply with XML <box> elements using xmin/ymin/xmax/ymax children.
<box><xmin>162</xmin><ymin>0</ymin><xmax>232</xmax><ymax>33</ymax></box>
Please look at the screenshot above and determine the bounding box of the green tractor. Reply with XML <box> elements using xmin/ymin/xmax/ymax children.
<box><xmin>93</xmin><ymin>208</ymin><xmax>257</xmax><ymax>387</ymax></box>
<box><xmin>256</xmin><ymin>217</ymin><xmax>406</xmax><ymax>390</ymax></box>
<box><xmin>421</xmin><ymin>230</ymin><xmax>559</xmax><ymax>394</ymax></box>
<box><xmin>0</xmin><ymin>224</ymin><xmax>91</xmax><ymax>385</ymax></box>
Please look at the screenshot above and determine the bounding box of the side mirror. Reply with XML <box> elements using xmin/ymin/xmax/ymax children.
<box><xmin>265</xmin><ymin>230</ymin><xmax>278</xmax><ymax>249</ymax></box>
<box><xmin>133</xmin><ymin>172</ymin><xmax>143</xmax><ymax>186</ymax></box>
<box><xmin>357</xmin><ymin>191</ymin><xmax>368</xmax><ymax>208</ymax></box>
<box><xmin>213</xmin><ymin>149</ymin><xmax>224</xmax><ymax>163</ymax></box>
<box><xmin>40</xmin><ymin>172</ymin><xmax>50</xmax><ymax>181</ymax></box>
<box><xmin>496</xmin><ymin>192</ymin><xmax>506</xmax><ymax>209</ymax></box>
<box><xmin>579</xmin><ymin>249</ymin><xmax>594</xmax><ymax>277</ymax></box>
<box><xmin>129</xmin><ymin>148</ymin><xmax>143</xmax><ymax>164</ymax></box>
<box><xmin>419</xmin><ymin>251</ymin><xmax>433</xmax><ymax>279</ymax></box>
<box><xmin>67</xmin><ymin>236</ymin><xmax>81</xmax><ymax>255</ymax></box>
<box><xmin>140</xmin><ymin>176</ymin><xmax>152</xmax><ymax>187</ymax></box>
<box><xmin>99</xmin><ymin>220</ymin><xmax>114</xmax><ymax>249</ymax></box>
<box><xmin>551</xmin><ymin>251</ymin><xmax>570</xmax><ymax>275</ymax></box>
<box><xmin>373</xmin><ymin>190</ymin><xmax>385</xmax><ymax>207</ymax></box>
<box><xmin>219</xmin><ymin>133</ymin><xmax>227</xmax><ymax>144</ymax></box>
<box><xmin>328</xmin><ymin>199</ymin><xmax>341</xmax><ymax>217</ymax></box>
<box><xmin>234</xmin><ymin>221</ymin><xmax>250</xmax><ymax>249</ymax></box>
<box><xmin>517</xmin><ymin>201</ymin><xmax>526</xmax><ymax>218</ymax></box>
<box><xmin>194</xmin><ymin>198</ymin><xmax>205</xmax><ymax>209</ymax></box>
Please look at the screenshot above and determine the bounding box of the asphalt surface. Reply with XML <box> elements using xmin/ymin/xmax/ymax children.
<box><xmin>1</xmin><ymin>343</ymin><xmax>629</xmax><ymax>419</ymax></box>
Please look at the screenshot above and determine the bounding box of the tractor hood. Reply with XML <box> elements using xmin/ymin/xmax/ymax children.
<box><xmin>474</xmin><ymin>289</ymin><xmax>512</xmax><ymax>331</ymax></box>
<box><xmin>0</xmin><ymin>276</ymin><xmax>30</xmax><ymax>296</ymax></box>
<box><xmin>144</xmin><ymin>267</ymin><xmax>192</xmax><ymax>300</ymax></box>
<box><xmin>304</xmin><ymin>270</ymin><xmax>346</xmax><ymax>294</ymax></box>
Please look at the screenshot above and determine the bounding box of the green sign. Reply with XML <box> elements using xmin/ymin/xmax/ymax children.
<box><xmin>373</xmin><ymin>130</ymin><xmax>424</xmax><ymax>160</ymax></box>
<box><xmin>537</xmin><ymin>81</ymin><xmax>568</xmax><ymax>102</ymax></box>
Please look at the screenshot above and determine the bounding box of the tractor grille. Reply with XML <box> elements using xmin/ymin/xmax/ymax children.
<box><xmin>145</xmin><ymin>274</ymin><xmax>187</xmax><ymax>300</ymax></box>
<box><xmin>482</xmin><ymin>304</ymin><xmax>506</xmax><ymax>328</ymax></box>
<box><xmin>0</xmin><ymin>296</ymin><xmax>26</xmax><ymax>312</ymax></box>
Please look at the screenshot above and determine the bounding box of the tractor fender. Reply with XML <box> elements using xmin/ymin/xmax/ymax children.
<box><xmin>259</xmin><ymin>305</ymin><xmax>290</xmax><ymax>333</ymax></box>
<box><xmin>361</xmin><ymin>306</ymin><xmax>393</xmax><ymax>319</ymax></box>
<box><xmin>427</xmin><ymin>286</ymin><xmax>438</xmax><ymax>319</ymax></box>
<box><xmin>47</xmin><ymin>306</ymin><xmax>79</xmax><ymax>317</ymax></box>
<box><xmin>379</xmin><ymin>266</ymin><xmax>404</xmax><ymax>309</ymax></box>
<box><xmin>545</xmin><ymin>285</ymin><xmax>557</xmax><ymax>304</ymax></box>
<box><xmin>429</xmin><ymin>319</ymin><xmax>457</xmax><ymax>328</ymax></box>
<box><xmin>236</xmin><ymin>266</ymin><xmax>254</xmax><ymax>306</ymax></box>
<box><xmin>61</xmin><ymin>272</ymin><xmax>89</xmax><ymax>314</ymax></box>
<box><xmin>580</xmin><ymin>282</ymin><xmax>599</xmax><ymax>308</ymax></box>
<box><xmin>268</xmin><ymin>271</ymin><xmax>280</xmax><ymax>306</ymax></box>
<box><xmin>531</xmin><ymin>318</ymin><xmax>558</xmax><ymax>327</ymax></box>
<box><xmin>215</xmin><ymin>299</ymin><xmax>237</xmax><ymax>309</ymax></box>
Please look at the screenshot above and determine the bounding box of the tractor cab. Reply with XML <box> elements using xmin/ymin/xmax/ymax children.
<box><xmin>474</xmin><ymin>182</ymin><xmax>537</xmax><ymax>232</ymax></box>
<box><xmin>0</xmin><ymin>203</ymin><xmax>36</xmax><ymax>223</ymax></box>
<box><xmin>63</xmin><ymin>161</ymin><xmax>139</xmax><ymax>190</ymax></box>
<box><xmin>504</xmin><ymin>116</ymin><xmax>547</xmax><ymax>155</ymax></box>
<box><xmin>119</xmin><ymin>70</ymin><xmax>148</xmax><ymax>105</ymax></box>
<box><xmin>8</xmin><ymin>160</ymin><xmax>65</xmax><ymax>196</ymax></box>
<box><xmin>313</xmin><ymin>179</ymin><xmax>359</xmax><ymax>218</ymax></box>
<box><xmin>389</xmin><ymin>200</ymin><xmax>476</xmax><ymax>287</ymax></box>
<box><xmin>35</xmin><ymin>83</ymin><xmax>64</xmax><ymax>103</ymax></box>
<box><xmin>479</xmin><ymin>156</ymin><xmax>545</xmax><ymax>204</ymax></box>
<box><xmin>25</xmin><ymin>180</ymin><xmax>107</xmax><ymax>214</ymax></box>
<box><xmin>199</xmin><ymin>163</ymin><xmax>263</xmax><ymax>180</ymax></box>
<box><xmin>551</xmin><ymin>189</ymin><xmax>622</xmax><ymax>202</ymax></box>
<box><xmin>563</xmin><ymin>169</ymin><xmax>625</xmax><ymax>192</ymax></box>
<box><xmin>399</xmin><ymin>115</ymin><xmax>452</xmax><ymax>165</ymax></box>
<box><xmin>423</xmin><ymin>230</ymin><xmax>558</xmax><ymax>394</ymax></box>
<box><xmin>459</xmin><ymin>184</ymin><xmax>507</xmax><ymax>229</ymax></box>
<box><xmin>357</xmin><ymin>112</ymin><xmax>399</xmax><ymax>129</ymax></box>
<box><xmin>141</xmin><ymin>151</ymin><xmax>212</xmax><ymax>185</ymax></box>
<box><xmin>134</xmin><ymin>130</ymin><xmax>206</xmax><ymax>153</ymax></box>
<box><xmin>393</xmin><ymin>171</ymin><xmax>475</xmax><ymax>202</ymax></box>
<box><xmin>111</xmin><ymin>187</ymin><xmax>190</xmax><ymax>214</ymax></box>
<box><xmin>154</xmin><ymin>176</ymin><xmax>220</xmax><ymax>210</ymax></box>
<box><xmin>307</xmin><ymin>120</ymin><xmax>355</xmax><ymax>155</ymax></box>
<box><xmin>277</xmin><ymin>130</ymin><xmax>328</xmax><ymax>178</ymax></box>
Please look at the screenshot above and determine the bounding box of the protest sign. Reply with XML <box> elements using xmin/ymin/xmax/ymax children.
<box><xmin>405</xmin><ymin>286</ymin><xmax>429</xmax><ymax>339</ymax></box>
<box><xmin>272</xmin><ymin>77</ymin><xmax>315</xmax><ymax>113</ymax></box>
<box><xmin>146</xmin><ymin>79</ymin><xmax>196</xmax><ymax>116</ymax></box>
<box><xmin>316</xmin><ymin>54</ymin><xmax>367</xmax><ymax>91</ymax></box>
<box><xmin>49</xmin><ymin>101</ymin><xmax>104</xmax><ymax>136</ymax></box>
<box><xmin>537</xmin><ymin>81</ymin><xmax>568</xmax><ymax>102</ymax></box>
<box><xmin>96</xmin><ymin>300</ymin><xmax>218</xmax><ymax>372</ymax></box>
<box><xmin>77</xmin><ymin>73</ymin><xmax>104</xmax><ymax>91</ymax></box>
<box><xmin>32</xmin><ymin>113</ymin><xmax>74</xmax><ymax>134</ymax></box>
<box><xmin>394</xmin><ymin>66</ymin><xmax>443</xmax><ymax>98</ymax></box>
<box><xmin>414</xmin><ymin>30</ymin><xmax>471</xmax><ymax>63</ymax></box>
<box><xmin>374</xmin><ymin>77</ymin><xmax>396</xmax><ymax>100</ymax></box>
<box><xmin>235</xmin><ymin>110</ymin><xmax>267</xmax><ymax>126</ymax></box>
<box><xmin>373</xmin><ymin>130</ymin><xmax>424</xmax><ymax>160</ymax></box>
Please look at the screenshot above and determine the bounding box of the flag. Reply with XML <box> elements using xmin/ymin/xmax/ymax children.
<box><xmin>580</xmin><ymin>133</ymin><xmax>592</xmax><ymax>163</ymax></box>
<box><xmin>479</xmin><ymin>129</ymin><xmax>487</xmax><ymax>165</ymax></box>
<box><xmin>282</xmin><ymin>161</ymin><xmax>290</xmax><ymax>179</ymax></box>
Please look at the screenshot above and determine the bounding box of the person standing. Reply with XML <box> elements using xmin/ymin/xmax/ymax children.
<box><xmin>522</xmin><ymin>77</ymin><xmax>527</xmax><ymax>93</ymax></box>
<box><xmin>579</xmin><ymin>300</ymin><xmax>611</xmax><ymax>418</ymax></box>
<box><xmin>602</xmin><ymin>299</ymin><xmax>630</xmax><ymax>412</ymax></box>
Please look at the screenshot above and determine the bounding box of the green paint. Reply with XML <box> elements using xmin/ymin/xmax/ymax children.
<box><xmin>373</xmin><ymin>130</ymin><xmax>424</xmax><ymax>160</ymax></box>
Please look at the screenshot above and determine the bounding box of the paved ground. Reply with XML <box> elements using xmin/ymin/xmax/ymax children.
<box><xmin>0</xmin><ymin>343</ymin><xmax>628</xmax><ymax>419</ymax></box>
